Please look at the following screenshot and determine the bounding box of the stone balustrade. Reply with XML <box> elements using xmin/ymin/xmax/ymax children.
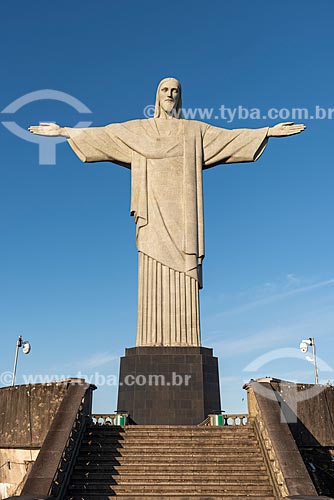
<box><xmin>91</xmin><ymin>413</ymin><xmax>129</xmax><ymax>426</ymax></box>
<box><xmin>199</xmin><ymin>413</ymin><xmax>249</xmax><ymax>426</ymax></box>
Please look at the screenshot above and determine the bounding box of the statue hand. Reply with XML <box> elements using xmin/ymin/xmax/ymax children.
<box><xmin>268</xmin><ymin>122</ymin><xmax>306</xmax><ymax>137</ymax></box>
<box><xmin>28</xmin><ymin>122</ymin><xmax>65</xmax><ymax>137</ymax></box>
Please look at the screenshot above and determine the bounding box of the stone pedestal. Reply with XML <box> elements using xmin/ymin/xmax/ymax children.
<box><xmin>117</xmin><ymin>346</ymin><xmax>221</xmax><ymax>425</ymax></box>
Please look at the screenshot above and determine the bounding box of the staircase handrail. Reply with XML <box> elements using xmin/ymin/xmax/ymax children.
<box><xmin>251</xmin><ymin>415</ymin><xmax>287</xmax><ymax>500</ymax></box>
<box><xmin>244</xmin><ymin>380</ymin><xmax>319</xmax><ymax>499</ymax></box>
<box><xmin>21</xmin><ymin>379</ymin><xmax>96</xmax><ymax>500</ymax></box>
<box><xmin>49</xmin><ymin>389</ymin><xmax>92</xmax><ymax>499</ymax></box>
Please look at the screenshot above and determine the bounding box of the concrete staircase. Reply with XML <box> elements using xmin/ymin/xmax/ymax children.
<box><xmin>65</xmin><ymin>424</ymin><xmax>277</xmax><ymax>500</ymax></box>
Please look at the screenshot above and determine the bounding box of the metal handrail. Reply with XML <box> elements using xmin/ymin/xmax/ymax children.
<box><xmin>49</xmin><ymin>393</ymin><xmax>92</xmax><ymax>499</ymax></box>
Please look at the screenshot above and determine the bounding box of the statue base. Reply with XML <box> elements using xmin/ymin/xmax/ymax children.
<box><xmin>117</xmin><ymin>346</ymin><xmax>221</xmax><ymax>425</ymax></box>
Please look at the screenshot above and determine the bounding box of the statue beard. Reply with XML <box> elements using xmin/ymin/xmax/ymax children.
<box><xmin>160</xmin><ymin>100</ymin><xmax>181</xmax><ymax>118</ymax></box>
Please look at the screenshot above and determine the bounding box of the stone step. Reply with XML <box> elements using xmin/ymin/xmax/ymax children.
<box><xmin>65</xmin><ymin>495</ymin><xmax>275</xmax><ymax>500</ymax></box>
<box><xmin>80</xmin><ymin>442</ymin><xmax>258</xmax><ymax>450</ymax></box>
<box><xmin>70</xmin><ymin>466</ymin><xmax>269</xmax><ymax>476</ymax></box>
<box><xmin>81</xmin><ymin>437</ymin><xmax>258</xmax><ymax>445</ymax></box>
<box><xmin>65</xmin><ymin>423</ymin><xmax>273</xmax><ymax>499</ymax></box>
<box><xmin>79</xmin><ymin>442</ymin><xmax>258</xmax><ymax>450</ymax></box>
<box><xmin>78</xmin><ymin>443</ymin><xmax>261</xmax><ymax>452</ymax></box>
<box><xmin>85</xmin><ymin>428</ymin><xmax>254</xmax><ymax>434</ymax></box>
<box><xmin>67</xmin><ymin>483</ymin><xmax>273</xmax><ymax>494</ymax></box>
<box><xmin>88</xmin><ymin>426</ymin><xmax>252</xmax><ymax>434</ymax></box>
<box><xmin>70</xmin><ymin>473</ymin><xmax>270</xmax><ymax>483</ymax></box>
<box><xmin>75</xmin><ymin>455</ymin><xmax>265</xmax><ymax>465</ymax></box>
<box><xmin>83</xmin><ymin>433</ymin><xmax>255</xmax><ymax>441</ymax></box>
<box><xmin>75</xmin><ymin>456</ymin><xmax>264</xmax><ymax>465</ymax></box>
<box><xmin>76</xmin><ymin>449</ymin><xmax>262</xmax><ymax>458</ymax></box>
<box><xmin>85</xmin><ymin>431</ymin><xmax>255</xmax><ymax>440</ymax></box>
<box><xmin>84</xmin><ymin>431</ymin><xmax>255</xmax><ymax>437</ymax></box>
<box><xmin>87</xmin><ymin>424</ymin><xmax>253</xmax><ymax>432</ymax></box>
<box><xmin>73</xmin><ymin>463</ymin><xmax>267</xmax><ymax>473</ymax></box>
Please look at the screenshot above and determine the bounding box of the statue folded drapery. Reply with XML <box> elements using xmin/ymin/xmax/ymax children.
<box><xmin>64</xmin><ymin>117</ymin><xmax>268</xmax><ymax>346</ymax></box>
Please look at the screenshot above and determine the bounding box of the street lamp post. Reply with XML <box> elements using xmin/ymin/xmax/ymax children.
<box><xmin>11</xmin><ymin>335</ymin><xmax>31</xmax><ymax>386</ymax></box>
<box><xmin>299</xmin><ymin>337</ymin><xmax>319</xmax><ymax>385</ymax></box>
<box><xmin>310</xmin><ymin>338</ymin><xmax>319</xmax><ymax>385</ymax></box>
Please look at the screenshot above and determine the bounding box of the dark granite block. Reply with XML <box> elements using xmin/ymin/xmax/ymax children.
<box><xmin>117</xmin><ymin>346</ymin><xmax>221</xmax><ymax>425</ymax></box>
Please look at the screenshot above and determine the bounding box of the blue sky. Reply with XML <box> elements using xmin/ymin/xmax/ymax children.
<box><xmin>0</xmin><ymin>1</ymin><xmax>333</xmax><ymax>413</ymax></box>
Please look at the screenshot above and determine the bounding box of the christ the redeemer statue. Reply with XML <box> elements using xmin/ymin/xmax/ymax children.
<box><xmin>29</xmin><ymin>78</ymin><xmax>305</xmax><ymax>348</ymax></box>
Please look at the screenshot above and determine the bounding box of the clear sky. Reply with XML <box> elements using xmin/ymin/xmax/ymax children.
<box><xmin>0</xmin><ymin>0</ymin><xmax>333</xmax><ymax>414</ymax></box>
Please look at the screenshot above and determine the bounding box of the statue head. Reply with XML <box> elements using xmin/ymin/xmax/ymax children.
<box><xmin>154</xmin><ymin>77</ymin><xmax>182</xmax><ymax>118</ymax></box>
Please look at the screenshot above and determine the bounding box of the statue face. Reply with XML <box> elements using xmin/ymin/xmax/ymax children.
<box><xmin>159</xmin><ymin>79</ymin><xmax>180</xmax><ymax>115</ymax></box>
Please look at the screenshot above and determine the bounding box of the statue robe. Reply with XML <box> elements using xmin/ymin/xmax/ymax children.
<box><xmin>65</xmin><ymin>119</ymin><xmax>268</xmax><ymax>346</ymax></box>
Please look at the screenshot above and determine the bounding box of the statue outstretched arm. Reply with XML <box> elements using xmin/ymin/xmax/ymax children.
<box><xmin>29</xmin><ymin>122</ymin><xmax>132</xmax><ymax>166</ymax></box>
<box><xmin>202</xmin><ymin>121</ymin><xmax>306</xmax><ymax>168</ymax></box>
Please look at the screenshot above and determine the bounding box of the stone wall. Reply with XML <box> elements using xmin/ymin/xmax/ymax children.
<box><xmin>0</xmin><ymin>381</ymin><xmax>74</xmax><ymax>499</ymax></box>
<box><xmin>246</xmin><ymin>378</ymin><xmax>334</xmax><ymax>498</ymax></box>
<box><xmin>246</xmin><ymin>380</ymin><xmax>317</xmax><ymax>497</ymax></box>
<box><xmin>0</xmin><ymin>381</ymin><xmax>68</xmax><ymax>448</ymax></box>
<box><xmin>0</xmin><ymin>449</ymin><xmax>39</xmax><ymax>499</ymax></box>
<box><xmin>270</xmin><ymin>380</ymin><xmax>334</xmax><ymax>447</ymax></box>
